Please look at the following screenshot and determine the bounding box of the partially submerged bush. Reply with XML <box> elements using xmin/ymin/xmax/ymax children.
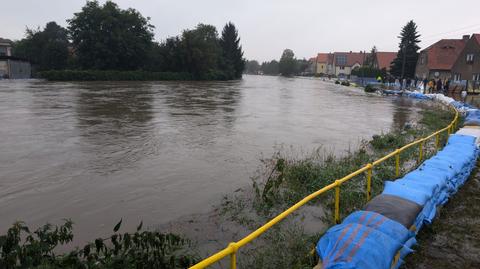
<box><xmin>0</xmin><ymin>220</ymin><xmax>198</xmax><ymax>269</ymax></box>
<box><xmin>364</xmin><ymin>84</ymin><xmax>377</xmax><ymax>93</ymax></box>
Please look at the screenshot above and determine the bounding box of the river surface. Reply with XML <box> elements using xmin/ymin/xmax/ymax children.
<box><xmin>0</xmin><ymin>75</ymin><xmax>420</xmax><ymax>244</ymax></box>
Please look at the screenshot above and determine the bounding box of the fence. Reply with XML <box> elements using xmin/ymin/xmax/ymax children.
<box><xmin>189</xmin><ymin>104</ymin><xmax>459</xmax><ymax>269</ymax></box>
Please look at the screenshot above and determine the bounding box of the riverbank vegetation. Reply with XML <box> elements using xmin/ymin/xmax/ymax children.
<box><xmin>0</xmin><ymin>220</ymin><xmax>198</xmax><ymax>268</ymax></box>
<box><xmin>12</xmin><ymin>1</ymin><xmax>245</xmax><ymax>81</ymax></box>
<box><xmin>217</xmin><ymin>104</ymin><xmax>454</xmax><ymax>268</ymax></box>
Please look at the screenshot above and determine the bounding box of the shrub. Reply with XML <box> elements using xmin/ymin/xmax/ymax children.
<box><xmin>364</xmin><ymin>84</ymin><xmax>377</xmax><ymax>93</ymax></box>
<box><xmin>0</xmin><ymin>220</ymin><xmax>198</xmax><ymax>269</ymax></box>
<box><xmin>340</xmin><ymin>81</ymin><xmax>350</xmax><ymax>86</ymax></box>
<box><xmin>334</xmin><ymin>80</ymin><xmax>340</xmax><ymax>84</ymax></box>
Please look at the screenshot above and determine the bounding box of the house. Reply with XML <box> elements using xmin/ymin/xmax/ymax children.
<box><xmin>451</xmin><ymin>34</ymin><xmax>480</xmax><ymax>83</ymax></box>
<box><xmin>315</xmin><ymin>53</ymin><xmax>330</xmax><ymax>75</ymax></box>
<box><xmin>375</xmin><ymin>52</ymin><xmax>397</xmax><ymax>72</ymax></box>
<box><xmin>332</xmin><ymin>51</ymin><xmax>367</xmax><ymax>78</ymax></box>
<box><xmin>415</xmin><ymin>36</ymin><xmax>469</xmax><ymax>80</ymax></box>
<box><xmin>0</xmin><ymin>37</ymin><xmax>31</xmax><ymax>79</ymax></box>
<box><xmin>0</xmin><ymin>38</ymin><xmax>13</xmax><ymax>56</ymax></box>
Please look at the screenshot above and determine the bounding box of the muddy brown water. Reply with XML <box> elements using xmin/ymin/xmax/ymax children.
<box><xmin>0</xmin><ymin>75</ymin><xmax>424</xmax><ymax>245</ymax></box>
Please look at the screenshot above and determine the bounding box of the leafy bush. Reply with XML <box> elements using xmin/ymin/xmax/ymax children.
<box><xmin>334</xmin><ymin>80</ymin><xmax>340</xmax><ymax>84</ymax></box>
<box><xmin>340</xmin><ymin>81</ymin><xmax>350</xmax><ymax>86</ymax></box>
<box><xmin>39</xmin><ymin>70</ymin><xmax>198</xmax><ymax>81</ymax></box>
<box><xmin>0</xmin><ymin>220</ymin><xmax>198</xmax><ymax>269</ymax></box>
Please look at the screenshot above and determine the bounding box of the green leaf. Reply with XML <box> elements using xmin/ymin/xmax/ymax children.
<box><xmin>137</xmin><ymin>221</ymin><xmax>143</xmax><ymax>231</ymax></box>
<box><xmin>113</xmin><ymin>218</ymin><xmax>122</xmax><ymax>233</ymax></box>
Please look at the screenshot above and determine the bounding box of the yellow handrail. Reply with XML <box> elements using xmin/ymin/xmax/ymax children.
<box><xmin>190</xmin><ymin>104</ymin><xmax>459</xmax><ymax>269</ymax></box>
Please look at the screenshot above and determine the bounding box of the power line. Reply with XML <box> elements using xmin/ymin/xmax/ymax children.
<box><xmin>421</xmin><ymin>23</ymin><xmax>480</xmax><ymax>39</ymax></box>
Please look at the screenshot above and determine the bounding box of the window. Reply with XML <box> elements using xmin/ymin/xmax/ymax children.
<box><xmin>0</xmin><ymin>46</ymin><xmax>6</xmax><ymax>56</ymax></box>
<box><xmin>473</xmin><ymin>74</ymin><xmax>480</xmax><ymax>81</ymax></box>
<box><xmin>336</xmin><ymin>55</ymin><xmax>347</xmax><ymax>66</ymax></box>
<box><xmin>454</xmin><ymin>73</ymin><xmax>461</xmax><ymax>81</ymax></box>
<box><xmin>420</xmin><ymin>54</ymin><xmax>425</xmax><ymax>65</ymax></box>
<box><xmin>466</xmin><ymin>53</ymin><xmax>474</xmax><ymax>63</ymax></box>
<box><xmin>340</xmin><ymin>66</ymin><xmax>345</xmax><ymax>70</ymax></box>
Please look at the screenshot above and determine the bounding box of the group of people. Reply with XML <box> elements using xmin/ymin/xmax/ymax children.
<box><xmin>377</xmin><ymin>76</ymin><xmax>451</xmax><ymax>94</ymax></box>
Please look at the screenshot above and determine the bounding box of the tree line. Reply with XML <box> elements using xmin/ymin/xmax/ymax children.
<box><xmin>13</xmin><ymin>1</ymin><xmax>245</xmax><ymax>80</ymax></box>
<box><xmin>245</xmin><ymin>49</ymin><xmax>310</xmax><ymax>76</ymax></box>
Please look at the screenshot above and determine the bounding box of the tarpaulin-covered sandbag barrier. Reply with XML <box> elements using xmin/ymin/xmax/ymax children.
<box><xmin>316</xmin><ymin>93</ymin><xmax>480</xmax><ymax>269</ymax></box>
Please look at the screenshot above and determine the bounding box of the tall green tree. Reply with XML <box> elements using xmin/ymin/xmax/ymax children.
<box><xmin>68</xmin><ymin>0</ymin><xmax>154</xmax><ymax>70</ymax></box>
<box><xmin>278</xmin><ymin>49</ymin><xmax>296</xmax><ymax>76</ymax></box>
<box><xmin>390</xmin><ymin>20</ymin><xmax>421</xmax><ymax>78</ymax></box>
<box><xmin>180</xmin><ymin>24</ymin><xmax>222</xmax><ymax>79</ymax></box>
<box><xmin>13</xmin><ymin>22</ymin><xmax>69</xmax><ymax>70</ymax></box>
<box><xmin>364</xmin><ymin>46</ymin><xmax>377</xmax><ymax>68</ymax></box>
<box><xmin>220</xmin><ymin>22</ymin><xmax>245</xmax><ymax>79</ymax></box>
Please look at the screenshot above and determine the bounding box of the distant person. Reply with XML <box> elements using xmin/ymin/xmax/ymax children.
<box><xmin>436</xmin><ymin>78</ymin><xmax>443</xmax><ymax>93</ymax></box>
<box><xmin>427</xmin><ymin>79</ymin><xmax>434</xmax><ymax>94</ymax></box>
<box><xmin>423</xmin><ymin>78</ymin><xmax>428</xmax><ymax>93</ymax></box>
<box><xmin>377</xmin><ymin>76</ymin><xmax>382</xmax><ymax>83</ymax></box>
<box><xmin>461</xmin><ymin>88</ymin><xmax>467</xmax><ymax>103</ymax></box>
<box><xmin>444</xmin><ymin>79</ymin><xmax>450</xmax><ymax>93</ymax></box>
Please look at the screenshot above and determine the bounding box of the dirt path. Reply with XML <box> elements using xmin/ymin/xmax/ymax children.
<box><xmin>402</xmin><ymin>165</ymin><xmax>480</xmax><ymax>269</ymax></box>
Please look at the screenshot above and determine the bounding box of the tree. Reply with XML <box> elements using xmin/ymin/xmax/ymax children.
<box><xmin>364</xmin><ymin>46</ymin><xmax>377</xmax><ymax>68</ymax></box>
<box><xmin>278</xmin><ymin>49</ymin><xmax>296</xmax><ymax>76</ymax></box>
<box><xmin>245</xmin><ymin>60</ymin><xmax>260</xmax><ymax>74</ymax></box>
<box><xmin>13</xmin><ymin>22</ymin><xmax>69</xmax><ymax>70</ymax></box>
<box><xmin>390</xmin><ymin>20</ymin><xmax>421</xmax><ymax>78</ymax></box>
<box><xmin>180</xmin><ymin>24</ymin><xmax>222</xmax><ymax>79</ymax></box>
<box><xmin>219</xmin><ymin>22</ymin><xmax>245</xmax><ymax>79</ymax></box>
<box><xmin>260</xmin><ymin>60</ymin><xmax>279</xmax><ymax>75</ymax></box>
<box><xmin>68</xmin><ymin>0</ymin><xmax>154</xmax><ymax>70</ymax></box>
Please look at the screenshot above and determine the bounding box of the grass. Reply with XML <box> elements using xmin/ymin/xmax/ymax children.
<box><xmin>216</xmin><ymin>103</ymin><xmax>456</xmax><ymax>268</ymax></box>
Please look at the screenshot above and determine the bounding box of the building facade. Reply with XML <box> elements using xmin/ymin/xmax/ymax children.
<box><xmin>451</xmin><ymin>34</ymin><xmax>480</xmax><ymax>83</ymax></box>
<box><xmin>0</xmin><ymin>37</ymin><xmax>31</xmax><ymax>79</ymax></box>
<box><xmin>415</xmin><ymin>36</ymin><xmax>469</xmax><ymax>80</ymax></box>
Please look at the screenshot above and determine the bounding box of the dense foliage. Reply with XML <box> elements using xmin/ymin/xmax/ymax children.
<box><xmin>351</xmin><ymin>66</ymin><xmax>387</xmax><ymax>78</ymax></box>
<box><xmin>278</xmin><ymin>49</ymin><xmax>296</xmax><ymax>76</ymax></box>
<box><xmin>260</xmin><ymin>60</ymin><xmax>280</xmax><ymax>75</ymax></box>
<box><xmin>390</xmin><ymin>20</ymin><xmax>421</xmax><ymax>78</ymax></box>
<box><xmin>68</xmin><ymin>1</ymin><xmax>154</xmax><ymax>70</ymax></box>
<box><xmin>13</xmin><ymin>22</ymin><xmax>69</xmax><ymax>71</ymax></box>
<box><xmin>245</xmin><ymin>60</ymin><xmax>260</xmax><ymax>74</ymax></box>
<box><xmin>12</xmin><ymin>1</ymin><xmax>245</xmax><ymax>81</ymax></box>
<box><xmin>0</xmin><ymin>220</ymin><xmax>197</xmax><ymax>269</ymax></box>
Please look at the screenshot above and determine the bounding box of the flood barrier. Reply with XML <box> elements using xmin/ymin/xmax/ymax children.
<box><xmin>189</xmin><ymin>92</ymin><xmax>462</xmax><ymax>269</ymax></box>
<box><xmin>316</xmin><ymin>93</ymin><xmax>480</xmax><ymax>269</ymax></box>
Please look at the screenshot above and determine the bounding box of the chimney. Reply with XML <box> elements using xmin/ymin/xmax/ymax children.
<box><xmin>463</xmin><ymin>35</ymin><xmax>470</xmax><ymax>41</ymax></box>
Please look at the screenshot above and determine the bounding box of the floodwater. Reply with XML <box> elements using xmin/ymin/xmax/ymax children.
<box><xmin>0</xmin><ymin>75</ymin><xmax>421</xmax><ymax>244</ymax></box>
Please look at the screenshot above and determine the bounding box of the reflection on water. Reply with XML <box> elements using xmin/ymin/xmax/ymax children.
<box><xmin>0</xmin><ymin>76</ymin><xmax>422</xmax><ymax>244</ymax></box>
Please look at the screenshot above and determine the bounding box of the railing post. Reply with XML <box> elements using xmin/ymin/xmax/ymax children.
<box><xmin>229</xmin><ymin>243</ymin><xmax>237</xmax><ymax>269</ymax></box>
<box><xmin>435</xmin><ymin>133</ymin><xmax>439</xmax><ymax>151</ymax></box>
<box><xmin>418</xmin><ymin>140</ymin><xmax>423</xmax><ymax>163</ymax></box>
<box><xmin>395</xmin><ymin>150</ymin><xmax>400</xmax><ymax>177</ymax></box>
<box><xmin>366</xmin><ymin>164</ymin><xmax>372</xmax><ymax>202</ymax></box>
<box><xmin>334</xmin><ymin>181</ymin><xmax>340</xmax><ymax>224</ymax></box>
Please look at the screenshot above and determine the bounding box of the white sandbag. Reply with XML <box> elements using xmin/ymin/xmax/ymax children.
<box><xmin>455</xmin><ymin>127</ymin><xmax>480</xmax><ymax>146</ymax></box>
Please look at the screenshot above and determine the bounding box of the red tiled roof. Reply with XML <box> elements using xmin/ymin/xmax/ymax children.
<box><xmin>473</xmin><ymin>34</ymin><xmax>480</xmax><ymax>45</ymax></box>
<box><xmin>333</xmin><ymin>52</ymin><xmax>367</xmax><ymax>67</ymax></box>
<box><xmin>376</xmin><ymin>52</ymin><xmax>397</xmax><ymax>70</ymax></box>
<box><xmin>423</xmin><ymin>39</ymin><xmax>467</xmax><ymax>70</ymax></box>
<box><xmin>316</xmin><ymin>53</ymin><xmax>329</xmax><ymax>63</ymax></box>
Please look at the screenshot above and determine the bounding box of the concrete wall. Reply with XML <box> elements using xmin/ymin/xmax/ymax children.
<box><xmin>0</xmin><ymin>59</ymin><xmax>31</xmax><ymax>79</ymax></box>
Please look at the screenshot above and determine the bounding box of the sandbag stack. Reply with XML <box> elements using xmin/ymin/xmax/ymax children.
<box><xmin>316</xmin><ymin>93</ymin><xmax>480</xmax><ymax>269</ymax></box>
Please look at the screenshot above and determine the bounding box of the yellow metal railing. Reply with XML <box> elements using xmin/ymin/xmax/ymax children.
<box><xmin>190</xmin><ymin>105</ymin><xmax>459</xmax><ymax>269</ymax></box>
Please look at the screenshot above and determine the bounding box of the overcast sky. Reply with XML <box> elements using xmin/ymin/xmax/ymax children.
<box><xmin>2</xmin><ymin>0</ymin><xmax>480</xmax><ymax>62</ymax></box>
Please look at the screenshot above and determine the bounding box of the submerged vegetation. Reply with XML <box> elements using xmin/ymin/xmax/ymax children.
<box><xmin>0</xmin><ymin>220</ymin><xmax>198</xmax><ymax>269</ymax></box>
<box><xmin>217</xmin><ymin>105</ymin><xmax>455</xmax><ymax>268</ymax></box>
